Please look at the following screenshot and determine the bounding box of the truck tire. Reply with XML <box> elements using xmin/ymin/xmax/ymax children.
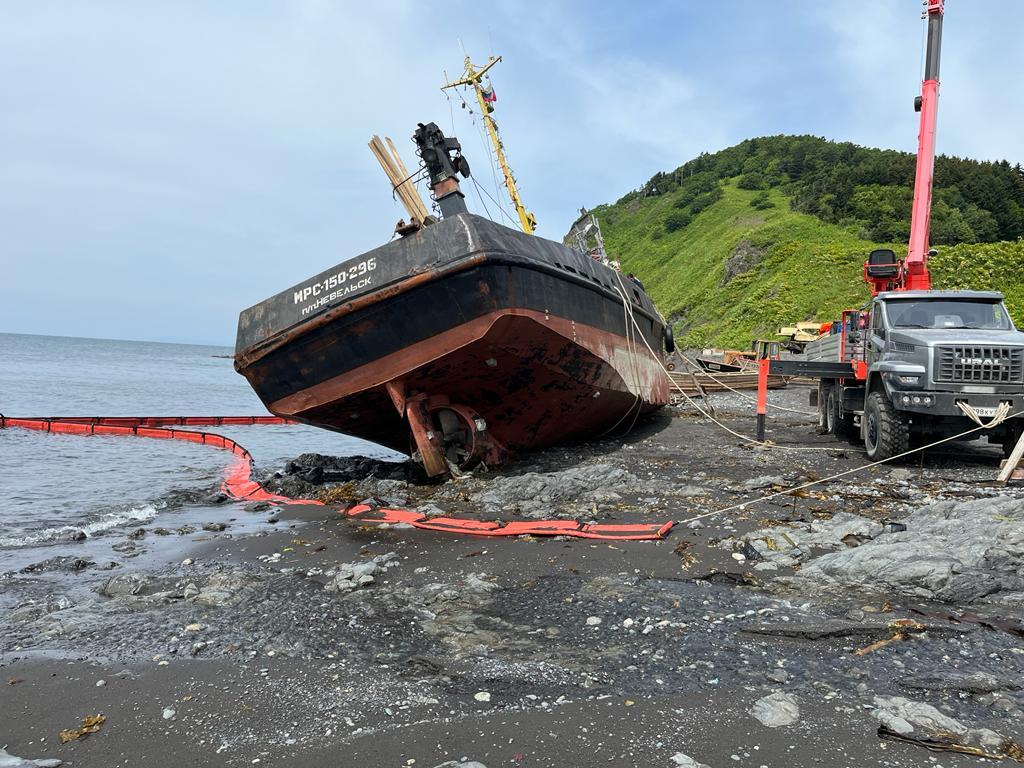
<box><xmin>827</xmin><ymin>388</ymin><xmax>855</xmax><ymax>438</ymax></box>
<box><xmin>864</xmin><ymin>390</ymin><xmax>910</xmax><ymax>461</ymax></box>
<box><xmin>818</xmin><ymin>383</ymin><xmax>833</xmax><ymax>434</ymax></box>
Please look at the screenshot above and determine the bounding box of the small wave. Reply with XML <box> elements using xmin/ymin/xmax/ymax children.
<box><xmin>0</xmin><ymin>505</ymin><xmax>157</xmax><ymax>548</ymax></box>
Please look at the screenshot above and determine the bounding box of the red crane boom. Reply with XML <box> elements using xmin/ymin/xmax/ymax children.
<box><xmin>865</xmin><ymin>0</ymin><xmax>944</xmax><ymax>295</ymax></box>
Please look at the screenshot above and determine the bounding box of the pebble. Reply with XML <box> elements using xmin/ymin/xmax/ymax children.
<box><xmin>180</xmin><ymin>558</ymin><xmax>193</xmax><ymax>566</ymax></box>
<box><xmin>473</xmin><ymin>691</ymin><xmax>491</xmax><ymax>703</ymax></box>
<box><xmin>95</xmin><ymin>679</ymin><xmax>106</xmax><ymax>687</ymax></box>
<box><xmin>586</xmin><ymin>616</ymin><xmax>602</xmax><ymax>626</ymax></box>
<box><xmin>162</xmin><ymin>708</ymin><xmax>176</xmax><ymax>720</ymax></box>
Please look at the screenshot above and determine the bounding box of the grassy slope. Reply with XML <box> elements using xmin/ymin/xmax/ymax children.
<box><xmin>596</xmin><ymin>181</ymin><xmax>1024</xmax><ymax>348</ymax></box>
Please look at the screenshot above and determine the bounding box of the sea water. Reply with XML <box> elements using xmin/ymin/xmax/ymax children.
<box><xmin>0</xmin><ymin>332</ymin><xmax>399</xmax><ymax>557</ymax></box>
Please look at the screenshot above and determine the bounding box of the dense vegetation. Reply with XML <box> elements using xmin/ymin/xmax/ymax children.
<box><xmin>619</xmin><ymin>135</ymin><xmax>1024</xmax><ymax>245</ymax></box>
<box><xmin>591</xmin><ymin>136</ymin><xmax>1024</xmax><ymax>348</ymax></box>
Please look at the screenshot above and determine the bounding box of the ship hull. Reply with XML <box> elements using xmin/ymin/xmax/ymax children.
<box><xmin>235</xmin><ymin>214</ymin><xmax>670</xmax><ymax>471</ymax></box>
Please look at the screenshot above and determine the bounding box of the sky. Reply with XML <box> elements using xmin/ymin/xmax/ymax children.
<box><xmin>2</xmin><ymin>0</ymin><xmax>1023</xmax><ymax>346</ymax></box>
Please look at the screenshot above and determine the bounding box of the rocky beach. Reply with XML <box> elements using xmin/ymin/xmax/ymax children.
<box><xmin>3</xmin><ymin>385</ymin><xmax>1023</xmax><ymax>767</ymax></box>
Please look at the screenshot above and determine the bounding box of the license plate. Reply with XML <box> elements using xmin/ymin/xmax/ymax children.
<box><xmin>971</xmin><ymin>406</ymin><xmax>998</xmax><ymax>418</ymax></box>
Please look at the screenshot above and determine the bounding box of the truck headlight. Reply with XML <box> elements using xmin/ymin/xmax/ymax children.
<box><xmin>897</xmin><ymin>375</ymin><xmax>921</xmax><ymax>385</ymax></box>
<box><xmin>900</xmin><ymin>393</ymin><xmax>934</xmax><ymax>407</ymax></box>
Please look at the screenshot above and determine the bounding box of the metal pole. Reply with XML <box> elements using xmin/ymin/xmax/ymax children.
<box><xmin>756</xmin><ymin>357</ymin><xmax>769</xmax><ymax>442</ymax></box>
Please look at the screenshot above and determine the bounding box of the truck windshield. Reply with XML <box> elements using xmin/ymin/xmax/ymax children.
<box><xmin>885</xmin><ymin>300</ymin><xmax>1012</xmax><ymax>330</ymax></box>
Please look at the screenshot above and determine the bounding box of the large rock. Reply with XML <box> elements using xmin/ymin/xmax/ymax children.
<box><xmin>670</xmin><ymin>754</ymin><xmax>710</xmax><ymax>768</ymax></box>
<box><xmin>0</xmin><ymin>747</ymin><xmax>62</xmax><ymax>767</ymax></box>
<box><xmin>872</xmin><ymin>698</ymin><xmax>1011</xmax><ymax>753</ymax></box>
<box><xmin>325</xmin><ymin>552</ymin><xmax>399</xmax><ymax>593</ymax></box>
<box><xmin>750</xmin><ymin>691</ymin><xmax>800</xmax><ymax>727</ymax></box>
<box><xmin>796</xmin><ymin>496</ymin><xmax>1024</xmax><ymax>604</ymax></box>
<box><xmin>193</xmin><ymin>571</ymin><xmax>260</xmax><ymax>607</ymax></box>
<box><xmin>470</xmin><ymin>464</ymin><xmax>643</xmax><ymax>516</ymax></box>
<box><xmin>872</xmin><ymin>695</ymin><xmax>965</xmax><ymax>736</ymax></box>
<box><xmin>95</xmin><ymin>573</ymin><xmax>148</xmax><ymax>597</ymax></box>
<box><xmin>409</xmin><ymin>573</ymin><xmax>503</xmax><ymax>652</ymax></box>
<box><xmin>741</xmin><ymin>511</ymin><xmax>884</xmax><ymax>563</ymax></box>
<box><xmin>10</xmin><ymin>596</ymin><xmax>73</xmax><ymax>624</ymax></box>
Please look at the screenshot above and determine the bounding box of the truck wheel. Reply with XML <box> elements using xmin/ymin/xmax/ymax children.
<box><xmin>827</xmin><ymin>389</ymin><xmax>855</xmax><ymax>438</ymax></box>
<box><xmin>818</xmin><ymin>383</ymin><xmax>833</xmax><ymax>434</ymax></box>
<box><xmin>826</xmin><ymin>388</ymin><xmax>840</xmax><ymax>436</ymax></box>
<box><xmin>864</xmin><ymin>391</ymin><xmax>910</xmax><ymax>461</ymax></box>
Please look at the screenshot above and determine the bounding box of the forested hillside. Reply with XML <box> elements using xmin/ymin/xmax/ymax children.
<box><xmin>592</xmin><ymin>136</ymin><xmax>1024</xmax><ymax>348</ymax></box>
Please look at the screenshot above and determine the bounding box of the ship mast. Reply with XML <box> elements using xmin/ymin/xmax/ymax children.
<box><xmin>441</xmin><ymin>55</ymin><xmax>537</xmax><ymax>235</ymax></box>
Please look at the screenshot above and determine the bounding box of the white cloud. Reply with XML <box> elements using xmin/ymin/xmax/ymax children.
<box><xmin>1</xmin><ymin>0</ymin><xmax>1021</xmax><ymax>344</ymax></box>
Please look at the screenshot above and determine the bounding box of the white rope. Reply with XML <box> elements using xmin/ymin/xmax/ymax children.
<box><xmin>682</xmin><ymin>359</ymin><xmax>818</xmax><ymax>417</ymax></box>
<box><xmin>678</xmin><ymin>411</ymin><xmax>1023</xmax><ymax>527</ymax></box>
<box><xmin>599</xmin><ymin>277</ymin><xmax>644</xmax><ymax>436</ymax></box>
<box><xmin>956</xmin><ymin>400</ymin><xmax>1012</xmax><ymax>429</ymax></box>
<box><xmin>619</xmin><ymin>300</ymin><xmax>849</xmax><ymax>452</ymax></box>
<box><xmin>608</xmin><ymin>284</ymin><xmax>1021</xmax><ymax>526</ymax></box>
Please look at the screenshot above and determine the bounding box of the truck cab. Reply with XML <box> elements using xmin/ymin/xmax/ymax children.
<box><xmin>854</xmin><ymin>290</ymin><xmax>1024</xmax><ymax>458</ymax></box>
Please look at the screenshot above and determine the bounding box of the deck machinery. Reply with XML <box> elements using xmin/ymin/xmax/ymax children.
<box><xmin>774</xmin><ymin>0</ymin><xmax>1024</xmax><ymax>460</ymax></box>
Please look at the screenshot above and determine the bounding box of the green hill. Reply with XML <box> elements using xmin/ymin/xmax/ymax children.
<box><xmin>591</xmin><ymin>136</ymin><xmax>1024</xmax><ymax>348</ymax></box>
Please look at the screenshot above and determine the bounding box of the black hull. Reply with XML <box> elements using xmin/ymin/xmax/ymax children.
<box><xmin>234</xmin><ymin>214</ymin><xmax>670</xmax><ymax>462</ymax></box>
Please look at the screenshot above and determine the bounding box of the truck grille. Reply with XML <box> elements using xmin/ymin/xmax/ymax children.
<box><xmin>935</xmin><ymin>346</ymin><xmax>1024</xmax><ymax>383</ymax></box>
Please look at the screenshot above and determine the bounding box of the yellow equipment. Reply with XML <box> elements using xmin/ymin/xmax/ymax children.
<box><xmin>442</xmin><ymin>55</ymin><xmax>537</xmax><ymax>235</ymax></box>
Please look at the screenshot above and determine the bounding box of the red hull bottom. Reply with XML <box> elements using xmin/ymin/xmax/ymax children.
<box><xmin>268</xmin><ymin>309</ymin><xmax>669</xmax><ymax>467</ymax></box>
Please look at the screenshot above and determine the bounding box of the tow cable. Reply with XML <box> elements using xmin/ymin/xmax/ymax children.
<box><xmin>0</xmin><ymin>415</ymin><xmax>673</xmax><ymax>541</ymax></box>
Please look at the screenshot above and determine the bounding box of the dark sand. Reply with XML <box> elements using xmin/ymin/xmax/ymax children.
<box><xmin>4</xmin><ymin>386</ymin><xmax>1023</xmax><ymax>767</ymax></box>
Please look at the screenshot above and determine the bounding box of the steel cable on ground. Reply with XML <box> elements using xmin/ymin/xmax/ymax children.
<box><xmin>613</xmin><ymin>306</ymin><xmax>1021</xmax><ymax>522</ymax></box>
<box><xmin>676</xmin><ymin>408</ymin><xmax>1019</xmax><ymax>528</ymax></box>
<box><xmin>678</xmin><ymin>357</ymin><xmax>819</xmax><ymax>417</ymax></box>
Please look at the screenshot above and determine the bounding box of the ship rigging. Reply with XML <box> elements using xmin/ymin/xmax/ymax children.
<box><xmin>441</xmin><ymin>55</ymin><xmax>537</xmax><ymax>235</ymax></box>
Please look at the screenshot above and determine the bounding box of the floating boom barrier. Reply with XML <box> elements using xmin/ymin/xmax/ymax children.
<box><xmin>0</xmin><ymin>415</ymin><xmax>673</xmax><ymax>541</ymax></box>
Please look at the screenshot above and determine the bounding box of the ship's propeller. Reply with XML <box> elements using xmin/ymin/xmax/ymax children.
<box><xmin>435</xmin><ymin>407</ymin><xmax>473</xmax><ymax>466</ymax></box>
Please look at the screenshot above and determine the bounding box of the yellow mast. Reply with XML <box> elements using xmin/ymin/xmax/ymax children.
<box><xmin>441</xmin><ymin>55</ymin><xmax>536</xmax><ymax>235</ymax></box>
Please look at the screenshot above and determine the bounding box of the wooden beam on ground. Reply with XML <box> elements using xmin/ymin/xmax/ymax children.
<box><xmin>998</xmin><ymin>428</ymin><xmax>1024</xmax><ymax>484</ymax></box>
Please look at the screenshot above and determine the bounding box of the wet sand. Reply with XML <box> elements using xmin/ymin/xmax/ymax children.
<box><xmin>3</xmin><ymin>386</ymin><xmax>1023</xmax><ymax>767</ymax></box>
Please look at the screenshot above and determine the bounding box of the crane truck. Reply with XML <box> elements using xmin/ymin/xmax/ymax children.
<box><xmin>790</xmin><ymin>0</ymin><xmax>1024</xmax><ymax>460</ymax></box>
